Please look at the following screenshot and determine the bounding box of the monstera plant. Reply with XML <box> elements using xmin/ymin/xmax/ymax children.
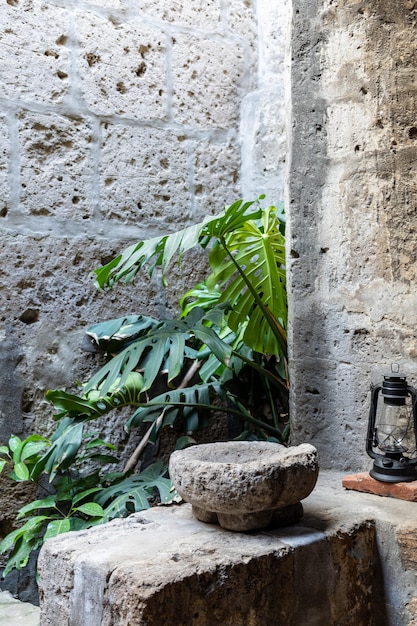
<box><xmin>0</xmin><ymin>196</ymin><xmax>288</xmax><ymax>576</ymax></box>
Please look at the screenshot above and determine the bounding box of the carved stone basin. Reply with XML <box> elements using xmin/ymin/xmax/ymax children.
<box><xmin>169</xmin><ymin>441</ymin><xmax>319</xmax><ymax>531</ymax></box>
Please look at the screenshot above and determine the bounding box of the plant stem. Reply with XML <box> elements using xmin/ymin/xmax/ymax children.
<box><xmin>123</xmin><ymin>360</ymin><xmax>201</xmax><ymax>472</ymax></box>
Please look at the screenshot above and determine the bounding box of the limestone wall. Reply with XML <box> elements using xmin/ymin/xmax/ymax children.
<box><xmin>288</xmin><ymin>0</ymin><xmax>417</xmax><ymax>470</ymax></box>
<box><xmin>0</xmin><ymin>0</ymin><xmax>260</xmax><ymax>449</ymax></box>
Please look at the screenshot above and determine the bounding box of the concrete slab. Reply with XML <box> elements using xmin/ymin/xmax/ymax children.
<box><xmin>0</xmin><ymin>591</ymin><xmax>39</xmax><ymax>626</ymax></box>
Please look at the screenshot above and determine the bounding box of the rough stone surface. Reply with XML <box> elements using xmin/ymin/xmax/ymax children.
<box><xmin>288</xmin><ymin>0</ymin><xmax>417</xmax><ymax>472</ymax></box>
<box><xmin>241</xmin><ymin>0</ymin><xmax>290</xmax><ymax>206</ymax></box>
<box><xmin>0</xmin><ymin>591</ymin><xmax>39</xmax><ymax>626</ymax></box>
<box><xmin>343</xmin><ymin>472</ymin><xmax>417</xmax><ymax>501</ymax></box>
<box><xmin>169</xmin><ymin>442</ymin><xmax>318</xmax><ymax>530</ymax></box>
<box><xmin>38</xmin><ymin>470</ymin><xmax>417</xmax><ymax>625</ymax></box>
<box><xmin>0</xmin><ymin>0</ymin><xmax>259</xmax><ymax>461</ymax></box>
<box><xmin>77</xmin><ymin>15</ymin><xmax>167</xmax><ymax>120</ymax></box>
<box><xmin>397</xmin><ymin>521</ymin><xmax>417</xmax><ymax>573</ymax></box>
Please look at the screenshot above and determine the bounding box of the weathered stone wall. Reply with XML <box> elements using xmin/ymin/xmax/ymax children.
<box><xmin>0</xmin><ymin>0</ymin><xmax>258</xmax><ymax>447</ymax></box>
<box><xmin>241</xmin><ymin>0</ymin><xmax>291</xmax><ymax>202</ymax></box>
<box><xmin>288</xmin><ymin>0</ymin><xmax>417</xmax><ymax>470</ymax></box>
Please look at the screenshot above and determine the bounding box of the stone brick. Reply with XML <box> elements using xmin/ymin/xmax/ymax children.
<box><xmin>76</xmin><ymin>13</ymin><xmax>167</xmax><ymax>120</ymax></box>
<box><xmin>0</xmin><ymin>0</ymin><xmax>70</xmax><ymax>105</ymax></box>
<box><xmin>99</xmin><ymin>124</ymin><xmax>192</xmax><ymax>229</ymax></box>
<box><xmin>192</xmin><ymin>137</ymin><xmax>240</xmax><ymax>220</ymax></box>
<box><xmin>82</xmin><ymin>0</ymin><xmax>121</xmax><ymax>6</ymax></box>
<box><xmin>397</xmin><ymin>521</ymin><xmax>417</xmax><ymax>572</ymax></box>
<box><xmin>226</xmin><ymin>0</ymin><xmax>257</xmax><ymax>42</ymax></box>
<box><xmin>171</xmin><ymin>33</ymin><xmax>245</xmax><ymax>129</ymax></box>
<box><xmin>0</xmin><ymin>233</ymin><xmax>161</xmax><ymax>435</ymax></box>
<box><xmin>18</xmin><ymin>111</ymin><xmax>95</xmax><ymax>221</ymax></box>
<box><xmin>241</xmin><ymin>89</ymin><xmax>287</xmax><ymax>203</ymax></box>
<box><xmin>327</xmin><ymin>521</ymin><xmax>377</xmax><ymax>625</ymax></box>
<box><xmin>0</xmin><ymin>117</ymin><xmax>9</xmax><ymax>217</ymax></box>
<box><xmin>343</xmin><ymin>472</ymin><xmax>417</xmax><ymax>502</ymax></box>
<box><xmin>140</xmin><ymin>0</ymin><xmax>222</xmax><ymax>30</ymax></box>
<box><xmin>257</xmin><ymin>0</ymin><xmax>291</xmax><ymax>87</ymax></box>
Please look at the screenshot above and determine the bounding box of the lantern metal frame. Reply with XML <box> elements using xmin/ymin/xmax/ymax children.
<box><xmin>366</xmin><ymin>372</ymin><xmax>417</xmax><ymax>483</ymax></box>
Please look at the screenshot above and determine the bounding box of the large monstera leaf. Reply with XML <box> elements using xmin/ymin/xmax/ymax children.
<box><xmin>94</xmin><ymin>198</ymin><xmax>287</xmax><ymax>358</ymax></box>
<box><xmin>207</xmin><ymin>205</ymin><xmax>286</xmax><ymax>355</ymax></box>
<box><xmin>76</xmin><ymin>307</ymin><xmax>232</xmax><ymax>401</ymax></box>
<box><xmin>94</xmin><ymin>199</ymin><xmax>261</xmax><ymax>289</ymax></box>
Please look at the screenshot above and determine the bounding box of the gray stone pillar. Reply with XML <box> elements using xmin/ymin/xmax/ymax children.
<box><xmin>288</xmin><ymin>0</ymin><xmax>417</xmax><ymax>470</ymax></box>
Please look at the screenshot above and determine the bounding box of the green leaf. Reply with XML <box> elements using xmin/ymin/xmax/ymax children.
<box><xmin>20</xmin><ymin>439</ymin><xmax>49</xmax><ymax>462</ymax></box>
<box><xmin>85</xmin><ymin>438</ymin><xmax>117</xmax><ymax>451</ymax></box>
<box><xmin>94</xmin><ymin>463</ymin><xmax>171</xmax><ymax>521</ymax></box>
<box><xmin>0</xmin><ymin>445</ymin><xmax>9</xmax><ymax>456</ymax></box>
<box><xmin>71</xmin><ymin>488</ymin><xmax>104</xmax><ymax>506</ymax></box>
<box><xmin>76</xmin><ymin>502</ymin><xmax>104</xmax><ymax>517</ymax></box>
<box><xmin>8</xmin><ymin>435</ymin><xmax>21</xmax><ymax>453</ymax></box>
<box><xmin>93</xmin><ymin>199</ymin><xmax>261</xmax><ymax>290</ymax></box>
<box><xmin>14</xmin><ymin>462</ymin><xmax>30</xmax><ymax>481</ymax></box>
<box><xmin>44</xmin><ymin>518</ymin><xmax>71</xmax><ymax>540</ymax></box>
<box><xmin>2</xmin><ymin>536</ymin><xmax>41</xmax><ymax>577</ymax></box>
<box><xmin>126</xmin><ymin>382</ymin><xmax>223</xmax><ymax>431</ymax></box>
<box><xmin>97</xmin><ymin>484</ymin><xmax>150</xmax><ymax>521</ymax></box>
<box><xmin>82</xmin><ymin>314</ymin><xmax>204</xmax><ymax>398</ymax></box>
<box><xmin>17</xmin><ymin>496</ymin><xmax>58</xmax><ymax>518</ymax></box>
<box><xmin>31</xmin><ymin>420</ymin><xmax>84</xmax><ymax>482</ymax></box>
<box><xmin>175</xmin><ymin>436</ymin><xmax>195</xmax><ymax>450</ymax></box>
<box><xmin>86</xmin><ymin>315</ymin><xmax>160</xmax><ymax>353</ymax></box>
<box><xmin>207</xmin><ymin>206</ymin><xmax>287</xmax><ymax>355</ymax></box>
<box><xmin>0</xmin><ymin>516</ymin><xmax>49</xmax><ymax>554</ymax></box>
<box><xmin>46</xmin><ymin>390</ymin><xmax>102</xmax><ymax>418</ymax></box>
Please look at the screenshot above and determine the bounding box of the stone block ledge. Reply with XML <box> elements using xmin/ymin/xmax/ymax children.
<box><xmin>38</xmin><ymin>471</ymin><xmax>417</xmax><ymax>626</ymax></box>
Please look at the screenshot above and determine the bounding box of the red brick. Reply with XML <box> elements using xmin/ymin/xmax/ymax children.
<box><xmin>342</xmin><ymin>472</ymin><xmax>417</xmax><ymax>502</ymax></box>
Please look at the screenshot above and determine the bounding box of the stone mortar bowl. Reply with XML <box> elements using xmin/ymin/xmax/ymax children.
<box><xmin>169</xmin><ymin>441</ymin><xmax>319</xmax><ymax>531</ymax></box>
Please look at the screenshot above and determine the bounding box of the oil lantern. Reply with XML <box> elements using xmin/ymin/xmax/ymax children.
<box><xmin>366</xmin><ymin>367</ymin><xmax>417</xmax><ymax>482</ymax></box>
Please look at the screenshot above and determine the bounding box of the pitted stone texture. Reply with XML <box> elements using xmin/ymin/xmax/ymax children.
<box><xmin>241</xmin><ymin>88</ymin><xmax>287</xmax><ymax>204</ymax></box>
<box><xmin>0</xmin><ymin>0</ymin><xmax>70</xmax><ymax>105</ymax></box>
<box><xmin>18</xmin><ymin>111</ymin><xmax>95</xmax><ymax>221</ymax></box>
<box><xmin>227</xmin><ymin>0</ymin><xmax>257</xmax><ymax>42</ymax></box>
<box><xmin>193</xmin><ymin>138</ymin><xmax>241</xmax><ymax>220</ymax></box>
<box><xmin>397</xmin><ymin>521</ymin><xmax>417</xmax><ymax>572</ymax></box>
<box><xmin>77</xmin><ymin>13</ymin><xmax>167</xmax><ymax>120</ymax></box>
<box><xmin>140</xmin><ymin>0</ymin><xmax>222</xmax><ymax>30</ymax></box>
<box><xmin>0</xmin><ymin>233</ymin><xmax>158</xmax><ymax>439</ymax></box>
<box><xmin>169</xmin><ymin>442</ymin><xmax>318</xmax><ymax>530</ymax></box>
<box><xmin>0</xmin><ymin>117</ymin><xmax>9</xmax><ymax>217</ymax></box>
<box><xmin>171</xmin><ymin>33</ymin><xmax>245</xmax><ymax>128</ymax></box>
<box><xmin>100</xmin><ymin>125</ymin><xmax>191</xmax><ymax>229</ymax></box>
<box><xmin>288</xmin><ymin>0</ymin><xmax>417</xmax><ymax>473</ymax></box>
<box><xmin>257</xmin><ymin>0</ymin><xmax>290</xmax><ymax>87</ymax></box>
<box><xmin>0</xmin><ymin>591</ymin><xmax>39</xmax><ymax>626</ymax></box>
